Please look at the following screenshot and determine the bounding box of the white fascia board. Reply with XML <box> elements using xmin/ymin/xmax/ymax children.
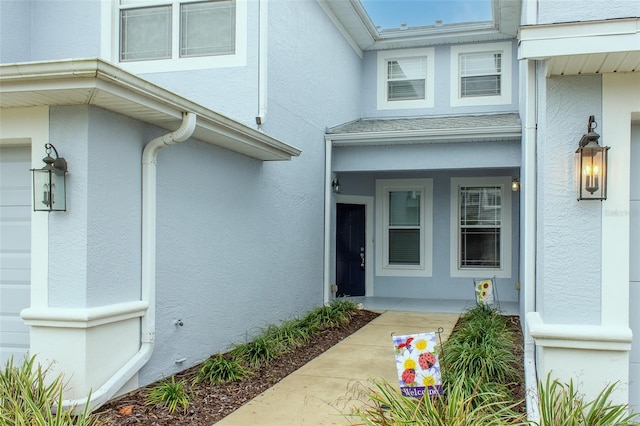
<box><xmin>527</xmin><ymin>312</ymin><xmax>632</xmax><ymax>351</ymax></box>
<box><xmin>518</xmin><ymin>18</ymin><xmax>640</xmax><ymax>60</ymax></box>
<box><xmin>327</xmin><ymin>125</ymin><xmax>522</xmax><ymax>146</ymax></box>
<box><xmin>316</xmin><ymin>0</ymin><xmax>364</xmax><ymax>58</ymax></box>
<box><xmin>0</xmin><ymin>59</ymin><xmax>300</xmax><ymax>161</ymax></box>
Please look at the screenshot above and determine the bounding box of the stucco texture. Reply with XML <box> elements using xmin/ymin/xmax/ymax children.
<box><xmin>536</xmin><ymin>74</ymin><xmax>603</xmax><ymax>325</ymax></box>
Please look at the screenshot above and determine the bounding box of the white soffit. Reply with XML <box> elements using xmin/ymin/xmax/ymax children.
<box><xmin>0</xmin><ymin>59</ymin><xmax>300</xmax><ymax>161</ymax></box>
<box><xmin>519</xmin><ymin>18</ymin><xmax>640</xmax><ymax>77</ymax></box>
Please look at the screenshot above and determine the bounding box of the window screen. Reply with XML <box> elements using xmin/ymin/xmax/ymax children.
<box><xmin>459</xmin><ymin>186</ymin><xmax>502</xmax><ymax>268</ymax></box>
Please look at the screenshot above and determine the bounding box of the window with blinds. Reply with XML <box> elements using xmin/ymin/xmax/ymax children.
<box><xmin>376</xmin><ymin>179</ymin><xmax>433</xmax><ymax>277</ymax></box>
<box><xmin>386</xmin><ymin>57</ymin><xmax>427</xmax><ymax>102</ymax></box>
<box><xmin>376</xmin><ymin>48</ymin><xmax>434</xmax><ymax>110</ymax></box>
<box><xmin>119</xmin><ymin>0</ymin><xmax>236</xmax><ymax>62</ymax></box>
<box><xmin>449</xmin><ymin>42</ymin><xmax>512</xmax><ymax>107</ymax></box>
<box><xmin>388</xmin><ymin>191</ymin><xmax>421</xmax><ymax>265</ymax></box>
<box><xmin>459</xmin><ymin>52</ymin><xmax>502</xmax><ymax>97</ymax></box>
<box><xmin>459</xmin><ymin>186</ymin><xmax>502</xmax><ymax>268</ymax></box>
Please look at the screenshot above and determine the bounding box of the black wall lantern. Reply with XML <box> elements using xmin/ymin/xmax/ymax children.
<box><xmin>576</xmin><ymin>116</ymin><xmax>609</xmax><ymax>201</ymax></box>
<box><xmin>331</xmin><ymin>177</ymin><xmax>341</xmax><ymax>194</ymax></box>
<box><xmin>32</xmin><ymin>143</ymin><xmax>67</xmax><ymax>211</ymax></box>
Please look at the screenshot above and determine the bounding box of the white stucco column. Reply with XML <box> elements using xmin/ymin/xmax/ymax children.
<box><xmin>601</xmin><ymin>73</ymin><xmax>640</xmax><ymax>327</ymax></box>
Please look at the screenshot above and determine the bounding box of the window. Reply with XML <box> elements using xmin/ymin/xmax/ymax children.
<box><xmin>377</xmin><ymin>48</ymin><xmax>434</xmax><ymax>110</ymax></box>
<box><xmin>376</xmin><ymin>179</ymin><xmax>433</xmax><ymax>277</ymax></box>
<box><xmin>105</xmin><ymin>0</ymin><xmax>247</xmax><ymax>73</ymax></box>
<box><xmin>450</xmin><ymin>177</ymin><xmax>512</xmax><ymax>278</ymax></box>
<box><xmin>450</xmin><ymin>42</ymin><xmax>512</xmax><ymax>107</ymax></box>
<box><xmin>460</xmin><ymin>52</ymin><xmax>501</xmax><ymax>97</ymax></box>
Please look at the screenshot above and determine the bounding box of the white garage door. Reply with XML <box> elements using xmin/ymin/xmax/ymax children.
<box><xmin>630</xmin><ymin>124</ymin><xmax>640</xmax><ymax>412</ymax></box>
<box><xmin>0</xmin><ymin>145</ymin><xmax>31</xmax><ymax>366</ymax></box>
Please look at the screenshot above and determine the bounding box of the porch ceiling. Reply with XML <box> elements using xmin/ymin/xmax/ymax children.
<box><xmin>326</xmin><ymin>113</ymin><xmax>522</xmax><ymax>146</ymax></box>
<box><xmin>0</xmin><ymin>59</ymin><xmax>300</xmax><ymax>161</ymax></box>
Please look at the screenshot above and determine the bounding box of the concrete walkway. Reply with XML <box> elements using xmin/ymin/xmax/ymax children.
<box><xmin>215</xmin><ymin>310</ymin><xmax>460</xmax><ymax>425</ymax></box>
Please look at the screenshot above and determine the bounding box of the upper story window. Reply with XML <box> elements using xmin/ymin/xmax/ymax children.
<box><xmin>103</xmin><ymin>0</ymin><xmax>247</xmax><ymax>73</ymax></box>
<box><xmin>450</xmin><ymin>42</ymin><xmax>512</xmax><ymax>107</ymax></box>
<box><xmin>377</xmin><ymin>48</ymin><xmax>434</xmax><ymax>110</ymax></box>
<box><xmin>376</xmin><ymin>179</ymin><xmax>433</xmax><ymax>277</ymax></box>
<box><xmin>450</xmin><ymin>177</ymin><xmax>512</xmax><ymax>278</ymax></box>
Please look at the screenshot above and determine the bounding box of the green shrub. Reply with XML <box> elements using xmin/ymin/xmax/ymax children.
<box><xmin>0</xmin><ymin>355</ymin><xmax>95</xmax><ymax>426</ymax></box>
<box><xmin>440</xmin><ymin>305</ymin><xmax>521</xmax><ymax>396</ymax></box>
<box><xmin>265</xmin><ymin>319</ymin><xmax>312</xmax><ymax>349</ymax></box>
<box><xmin>194</xmin><ymin>354</ymin><xmax>252</xmax><ymax>385</ymax></box>
<box><xmin>534</xmin><ymin>373</ymin><xmax>639</xmax><ymax>426</ymax></box>
<box><xmin>230</xmin><ymin>333</ymin><xmax>284</xmax><ymax>369</ymax></box>
<box><xmin>347</xmin><ymin>378</ymin><xmax>526</xmax><ymax>426</ymax></box>
<box><xmin>302</xmin><ymin>300</ymin><xmax>358</xmax><ymax>331</ymax></box>
<box><xmin>145</xmin><ymin>375</ymin><xmax>190</xmax><ymax>414</ymax></box>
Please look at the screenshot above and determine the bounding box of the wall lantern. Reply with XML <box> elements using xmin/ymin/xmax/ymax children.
<box><xmin>31</xmin><ymin>143</ymin><xmax>67</xmax><ymax>211</ymax></box>
<box><xmin>575</xmin><ymin>116</ymin><xmax>609</xmax><ymax>201</ymax></box>
<box><xmin>511</xmin><ymin>178</ymin><xmax>520</xmax><ymax>192</ymax></box>
<box><xmin>331</xmin><ymin>177</ymin><xmax>341</xmax><ymax>194</ymax></box>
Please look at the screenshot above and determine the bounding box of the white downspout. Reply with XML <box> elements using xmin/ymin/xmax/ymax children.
<box><xmin>256</xmin><ymin>0</ymin><xmax>267</xmax><ymax>126</ymax></box>
<box><xmin>62</xmin><ymin>112</ymin><xmax>197</xmax><ymax>412</ymax></box>
<box><xmin>323</xmin><ymin>137</ymin><xmax>333</xmax><ymax>305</ymax></box>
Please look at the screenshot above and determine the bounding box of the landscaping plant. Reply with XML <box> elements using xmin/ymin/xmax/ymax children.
<box><xmin>194</xmin><ymin>354</ymin><xmax>252</xmax><ymax>385</ymax></box>
<box><xmin>0</xmin><ymin>355</ymin><xmax>96</xmax><ymax>426</ymax></box>
<box><xmin>349</xmin><ymin>377</ymin><xmax>527</xmax><ymax>425</ymax></box>
<box><xmin>145</xmin><ymin>375</ymin><xmax>191</xmax><ymax>414</ymax></box>
<box><xmin>534</xmin><ymin>373</ymin><xmax>639</xmax><ymax>426</ymax></box>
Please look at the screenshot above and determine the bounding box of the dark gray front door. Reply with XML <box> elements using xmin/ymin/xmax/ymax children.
<box><xmin>336</xmin><ymin>203</ymin><xmax>365</xmax><ymax>297</ymax></box>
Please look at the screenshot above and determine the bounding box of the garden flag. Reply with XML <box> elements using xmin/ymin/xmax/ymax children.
<box><xmin>392</xmin><ymin>332</ymin><xmax>443</xmax><ymax>398</ymax></box>
<box><xmin>474</xmin><ymin>278</ymin><xmax>494</xmax><ymax>305</ymax></box>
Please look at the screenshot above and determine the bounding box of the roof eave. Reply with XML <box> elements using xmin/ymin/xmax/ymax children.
<box><xmin>0</xmin><ymin>59</ymin><xmax>301</xmax><ymax>161</ymax></box>
<box><xmin>326</xmin><ymin>125</ymin><xmax>522</xmax><ymax>146</ymax></box>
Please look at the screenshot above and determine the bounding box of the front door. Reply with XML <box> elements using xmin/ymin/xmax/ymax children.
<box><xmin>336</xmin><ymin>203</ymin><xmax>365</xmax><ymax>297</ymax></box>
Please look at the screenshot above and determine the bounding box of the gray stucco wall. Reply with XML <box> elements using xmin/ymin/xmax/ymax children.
<box><xmin>142</xmin><ymin>0</ymin><xmax>362</xmax><ymax>384</ymax></box>
<box><xmin>0</xmin><ymin>0</ymin><xmax>31</xmax><ymax>63</ymax></box>
<box><xmin>35</xmin><ymin>0</ymin><xmax>361</xmax><ymax>387</ymax></box>
<box><xmin>360</xmin><ymin>41</ymin><xmax>519</xmax><ymax>119</ymax></box>
<box><xmin>536</xmin><ymin>73</ymin><xmax>603</xmax><ymax>325</ymax></box>
<box><xmin>47</xmin><ymin>106</ymin><xmax>147</xmax><ymax>308</ymax></box>
<box><xmin>536</xmin><ymin>0</ymin><xmax>640</xmax><ymax>24</ymax></box>
<box><xmin>30</xmin><ymin>0</ymin><xmax>101</xmax><ymax>60</ymax></box>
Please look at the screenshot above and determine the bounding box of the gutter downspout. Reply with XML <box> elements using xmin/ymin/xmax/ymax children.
<box><xmin>256</xmin><ymin>0</ymin><xmax>267</xmax><ymax>126</ymax></box>
<box><xmin>62</xmin><ymin>112</ymin><xmax>197</xmax><ymax>412</ymax></box>
<box><xmin>522</xmin><ymin>58</ymin><xmax>539</xmax><ymax>422</ymax></box>
<box><xmin>323</xmin><ymin>137</ymin><xmax>333</xmax><ymax>305</ymax></box>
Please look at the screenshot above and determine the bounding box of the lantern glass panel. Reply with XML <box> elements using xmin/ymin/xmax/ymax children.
<box><xmin>576</xmin><ymin>144</ymin><xmax>608</xmax><ymax>200</ymax></box>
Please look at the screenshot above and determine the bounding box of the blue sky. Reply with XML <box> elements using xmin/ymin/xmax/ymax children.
<box><xmin>360</xmin><ymin>0</ymin><xmax>493</xmax><ymax>30</ymax></box>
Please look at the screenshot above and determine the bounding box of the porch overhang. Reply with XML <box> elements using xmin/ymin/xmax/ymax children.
<box><xmin>326</xmin><ymin>113</ymin><xmax>522</xmax><ymax>172</ymax></box>
<box><xmin>326</xmin><ymin>113</ymin><xmax>522</xmax><ymax>146</ymax></box>
<box><xmin>518</xmin><ymin>18</ymin><xmax>640</xmax><ymax>77</ymax></box>
<box><xmin>0</xmin><ymin>59</ymin><xmax>301</xmax><ymax>161</ymax></box>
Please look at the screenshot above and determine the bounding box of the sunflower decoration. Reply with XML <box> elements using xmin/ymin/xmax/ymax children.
<box><xmin>475</xmin><ymin>279</ymin><xmax>494</xmax><ymax>304</ymax></box>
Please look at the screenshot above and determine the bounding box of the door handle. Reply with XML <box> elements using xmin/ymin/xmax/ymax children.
<box><xmin>360</xmin><ymin>247</ymin><xmax>365</xmax><ymax>269</ymax></box>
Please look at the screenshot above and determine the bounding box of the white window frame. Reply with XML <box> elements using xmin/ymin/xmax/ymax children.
<box><xmin>376</xmin><ymin>179</ymin><xmax>433</xmax><ymax>277</ymax></box>
<box><xmin>450</xmin><ymin>177</ymin><xmax>512</xmax><ymax>278</ymax></box>
<box><xmin>101</xmin><ymin>0</ymin><xmax>247</xmax><ymax>73</ymax></box>
<box><xmin>377</xmin><ymin>48</ymin><xmax>435</xmax><ymax>110</ymax></box>
<box><xmin>449</xmin><ymin>42</ymin><xmax>512</xmax><ymax>107</ymax></box>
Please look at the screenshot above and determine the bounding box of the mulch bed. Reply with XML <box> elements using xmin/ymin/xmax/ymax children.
<box><xmin>95</xmin><ymin>309</ymin><xmax>525</xmax><ymax>425</ymax></box>
<box><xmin>95</xmin><ymin>309</ymin><xmax>380</xmax><ymax>425</ymax></box>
